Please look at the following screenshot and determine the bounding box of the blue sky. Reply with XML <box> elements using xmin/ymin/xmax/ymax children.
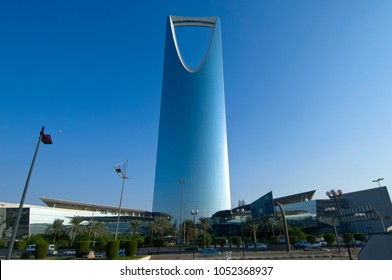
<box><xmin>1</xmin><ymin>0</ymin><xmax>391</xmax><ymax>211</ymax></box>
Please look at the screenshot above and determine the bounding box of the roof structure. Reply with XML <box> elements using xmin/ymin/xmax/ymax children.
<box><xmin>39</xmin><ymin>197</ymin><xmax>153</xmax><ymax>217</ymax></box>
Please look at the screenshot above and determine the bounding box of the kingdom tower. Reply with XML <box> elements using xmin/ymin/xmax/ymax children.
<box><xmin>153</xmin><ymin>16</ymin><xmax>231</xmax><ymax>223</ymax></box>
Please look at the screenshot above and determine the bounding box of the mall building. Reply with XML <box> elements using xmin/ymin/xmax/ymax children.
<box><xmin>1</xmin><ymin>186</ymin><xmax>391</xmax><ymax>241</ymax></box>
<box><xmin>211</xmin><ymin>187</ymin><xmax>392</xmax><ymax>239</ymax></box>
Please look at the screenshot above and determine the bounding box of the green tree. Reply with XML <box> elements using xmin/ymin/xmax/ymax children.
<box><xmin>306</xmin><ymin>235</ymin><xmax>317</xmax><ymax>244</ymax></box>
<box><xmin>68</xmin><ymin>216</ymin><xmax>86</xmax><ymax>246</ymax></box>
<box><xmin>88</xmin><ymin>221</ymin><xmax>106</xmax><ymax>245</ymax></box>
<box><xmin>149</xmin><ymin>217</ymin><xmax>173</xmax><ymax>238</ymax></box>
<box><xmin>183</xmin><ymin>219</ymin><xmax>194</xmax><ymax>246</ymax></box>
<box><xmin>323</xmin><ymin>233</ymin><xmax>336</xmax><ymax>246</ymax></box>
<box><xmin>129</xmin><ymin>220</ymin><xmax>142</xmax><ymax>236</ymax></box>
<box><xmin>288</xmin><ymin>227</ymin><xmax>306</xmax><ymax>240</ymax></box>
<box><xmin>353</xmin><ymin>232</ymin><xmax>366</xmax><ymax>241</ymax></box>
<box><xmin>45</xmin><ymin>219</ymin><xmax>65</xmax><ymax>243</ymax></box>
<box><xmin>199</xmin><ymin>217</ymin><xmax>212</xmax><ymax>248</ymax></box>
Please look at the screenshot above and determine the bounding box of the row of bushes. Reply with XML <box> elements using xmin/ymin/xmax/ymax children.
<box><xmin>73</xmin><ymin>240</ymin><xmax>138</xmax><ymax>259</ymax></box>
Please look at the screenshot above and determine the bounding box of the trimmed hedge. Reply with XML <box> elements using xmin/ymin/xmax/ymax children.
<box><xmin>125</xmin><ymin>240</ymin><xmax>137</xmax><ymax>256</ymax></box>
<box><xmin>35</xmin><ymin>243</ymin><xmax>49</xmax><ymax>259</ymax></box>
<box><xmin>106</xmin><ymin>241</ymin><xmax>120</xmax><ymax>260</ymax></box>
<box><xmin>75</xmin><ymin>241</ymin><xmax>90</xmax><ymax>258</ymax></box>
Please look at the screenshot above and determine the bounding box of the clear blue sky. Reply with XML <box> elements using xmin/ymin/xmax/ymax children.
<box><xmin>1</xmin><ymin>0</ymin><xmax>391</xmax><ymax>211</ymax></box>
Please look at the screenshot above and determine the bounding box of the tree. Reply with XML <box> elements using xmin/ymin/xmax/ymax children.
<box><xmin>129</xmin><ymin>220</ymin><xmax>142</xmax><ymax>236</ymax></box>
<box><xmin>87</xmin><ymin>221</ymin><xmax>106</xmax><ymax>245</ymax></box>
<box><xmin>323</xmin><ymin>233</ymin><xmax>336</xmax><ymax>247</ymax></box>
<box><xmin>149</xmin><ymin>217</ymin><xmax>173</xmax><ymax>238</ymax></box>
<box><xmin>183</xmin><ymin>219</ymin><xmax>194</xmax><ymax>246</ymax></box>
<box><xmin>199</xmin><ymin>217</ymin><xmax>212</xmax><ymax>248</ymax></box>
<box><xmin>68</xmin><ymin>216</ymin><xmax>86</xmax><ymax>246</ymax></box>
<box><xmin>45</xmin><ymin>219</ymin><xmax>65</xmax><ymax>243</ymax></box>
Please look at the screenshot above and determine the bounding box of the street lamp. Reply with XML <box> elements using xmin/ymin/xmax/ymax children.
<box><xmin>236</xmin><ymin>208</ymin><xmax>245</xmax><ymax>258</ymax></box>
<box><xmin>114</xmin><ymin>160</ymin><xmax>128</xmax><ymax>241</ymax></box>
<box><xmin>178</xmin><ymin>179</ymin><xmax>186</xmax><ymax>253</ymax></box>
<box><xmin>326</xmin><ymin>189</ymin><xmax>352</xmax><ymax>260</ymax></box>
<box><xmin>191</xmin><ymin>209</ymin><xmax>199</xmax><ymax>259</ymax></box>
<box><xmin>325</xmin><ymin>207</ymin><xmax>341</xmax><ymax>253</ymax></box>
<box><xmin>372</xmin><ymin>178</ymin><xmax>392</xmax><ymax>227</ymax></box>
<box><xmin>6</xmin><ymin>127</ymin><xmax>53</xmax><ymax>260</ymax></box>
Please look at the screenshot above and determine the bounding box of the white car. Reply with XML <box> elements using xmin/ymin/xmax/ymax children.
<box><xmin>48</xmin><ymin>244</ymin><xmax>58</xmax><ymax>256</ymax></box>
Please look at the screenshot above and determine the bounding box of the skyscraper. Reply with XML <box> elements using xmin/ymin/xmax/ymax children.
<box><xmin>153</xmin><ymin>16</ymin><xmax>231</xmax><ymax>224</ymax></box>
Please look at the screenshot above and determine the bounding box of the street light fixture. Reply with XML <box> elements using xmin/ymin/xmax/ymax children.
<box><xmin>236</xmin><ymin>208</ymin><xmax>245</xmax><ymax>258</ymax></box>
<box><xmin>191</xmin><ymin>209</ymin><xmax>199</xmax><ymax>259</ymax></box>
<box><xmin>372</xmin><ymin>178</ymin><xmax>392</xmax><ymax>227</ymax></box>
<box><xmin>114</xmin><ymin>160</ymin><xmax>128</xmax><ymax>241</ymax></box>
<box><xmin>326</xmin><ymin>189</ymin><xmax>352</xmax><ymax>260</ymax></box>
<box><xmin>6</xmin><ymin>127</ymin><xmax>53</xmax><ymax>260</ymax></box>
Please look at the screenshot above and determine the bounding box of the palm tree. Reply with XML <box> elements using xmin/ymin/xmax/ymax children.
<box><xmin>129</xmin><ymin>220</ymin><xmax>142</xmax><ymax>236</ymax></box>
<box><xmin>149</xmin><ymin>217</ymin><xmax>172</xmax><ymax>237</ymax></box>
<box><xmin>87</xmin><ymin>221</ymin><xmax>107</xmax><ymax>245</ymax></box>
<box><xmin>199</xmin><ymin>217</ymin><xmax>212</xmax><ymax>247</ymax></box>
<box><xmin>183</xmin><ymin>219</ymin><xmax>194</xmax><ymax>246</ymax></box>
<box><xmin>68</xmin><ymin>216</ymin><xmax>86</xmax><ymax>246</ymax></box>
<box><xmin>45</xmin><ymin>219</ymin><xmax>65</xmax><ymax>243</ymax></box>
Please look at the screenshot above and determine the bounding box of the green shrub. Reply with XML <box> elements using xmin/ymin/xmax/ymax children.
<box><xmin>132</xmin><ymin>235</ymin><xmax>145</xmax><ymax>248</ymax></box>
<box><xmin>323</xmin><ymin>233</ymin><xmax>336</xmax><ymax>246</ymax></box>
<box><xmin>306</xmin><ymin>235</ymin><xmax>317</xmax><ymax>243</ymax></box>
<box><xmin>125</xmin><ymin>240</ymin><xmax>137</xmax><ymax>256</ymax></box>
<box><xmin>230</xmin><ymin>236</ymin><xmax>242</xmax><ymax>247</ymax></box>
<box><xmin>289</xmin><ymin>236</ymin><xmax>299</xmax><ymax>244</ymax></box>
<box><xmin>0</xmin><ymin>240</ymin><xmax>8</xmax><ymax>248</ymax></box>
<box><xmin>215</xmin><ymin>237</ymin><xmax>227</xmax><ymax>247</ymax></box>
<box><xmin>344</xmin><ymin>233</ymin><xmax>353</xmax><ymax>243</ymax></box>
<box><xmin>14</xmin><ymin>240</ymin><xmax>26</xmax><ymax>251</ymax></box>
<box><xmin>269</xmin><ymin>236</ymin><xmax>280</xmax><ymax>245</ymax></box>
<box><xmin>152</xmin><ymin>238</ymin><xmax>165</xmax><ymax>248</ymax></box>
<box><xmin>94</xmin><ymin>241</ymin><xmax>107</xmax><ymax>251</ymax></box>
<box><xmin>35</xmin><ymin>243</ymin><xmax>49</xmax><ymax>259</ymax></box>
<box><xmin>106</xmin><ymin>241</ymin><xmax>120</xmax><ymax>260</ymax></box>
<box><xmin>353</xmin><ymin>232</ymin><xmax>366</xmax><ymax>241</ymax></box>
<box><xmin>75</xmin><ymin>241</ymin><xmax>90</xmax><ymax>258</ymax></box>
<box><xmin>20</xmin><ymin>252</ymin><xmax>31</xmax><ymax>259</ymax></box>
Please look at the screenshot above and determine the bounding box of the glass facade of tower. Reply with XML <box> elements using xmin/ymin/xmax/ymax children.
<box><xmin>153</xmin><ymin>16</ymin><xmax>231</xmax><ymax>224</ymax></box>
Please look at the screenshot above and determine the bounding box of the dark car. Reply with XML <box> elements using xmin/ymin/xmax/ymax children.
<box><xmin>184</xmin><ymin>245</ymin><xmax>199</xmax><ymax>251</ymax></box>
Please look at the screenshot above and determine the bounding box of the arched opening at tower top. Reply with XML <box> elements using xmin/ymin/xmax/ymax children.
<box><xmin>174</xmin><ymin>25</ymin><xmax>213</xmax><ymax>70</ymax></box>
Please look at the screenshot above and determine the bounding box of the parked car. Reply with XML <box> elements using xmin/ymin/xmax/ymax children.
<box><xmin>48</xmin><ymin>244</ymin><xmax>58</xmax><ymax>256</ymax></box>
<box><xmin>304</xmin><ymin>241</ymin><xmax>323</xmax><ymax>249</ymax></box>
<box><xmin>201</xmin><ymin>248</ymin><xmax>221</xmax><ymax>255</ymax></box>
<box><xmin>293</xmin><ymin>240</ymin><xmax>309</xmax><ymax>248</ymax></box>
<box><xmin>248</xmin><ymin>243</ymin><xmax>268</xmax><ymax>249</ymax></box>
<box><xmin>184</xmin><ymin>245</ymin><xmax>199</xmax><ymax>251</ymax></box>
<box><xmin>348</xmin><ymin>240</ymin><xmax>365</xmax><ymax>247</ymax></box>
<box><xmin>63</xmin><ymin>249</ymin><xmax>76</xmax><ymax>256</ymax></box>
<box><xmin>25</xmin><ymin>244</ymin><xmax>36</xmax><ymax>253</ymax></box>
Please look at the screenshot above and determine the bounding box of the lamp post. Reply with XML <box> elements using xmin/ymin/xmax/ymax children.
<box><xmin>191</xmin><ymin>209</ymin><xmax>199</xmax><ymax>259</ymax></box>
<box><xmin>178</xmin><ymin>179</ymin><xmax>186</xmax><ymax>253</ymax></box>
<box><xmin>326</xmin><ymin>189</ymin><xmax>352</xmax><ymax>260</ymax></box>
<box><xmin>236</xmin><ymin>208</ymin><xmax>245</xmax><ymax>258</ymax></box>
<box><xmin>325</xmin><ymin>207</ymin><xmax>341</xmax><ymax>253</ymax></box>
<box><xmin>275</xmin><ymin>202</ymin><xmax>291</xmax><ymax>252</ymax></box>
<box><xmin>6</xmin><ymin>127</ymin><xmax>53</xmax><ymax>260</ymax></box>
<box><xmin>372</xmin><ymin>178</ymin><xmax>392</xmax><ymax>227</ymax></box>
<box><xmin>114</xmin><ymin>160</ymin><xmax>128</xmax><ymax>241</ymax></box>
